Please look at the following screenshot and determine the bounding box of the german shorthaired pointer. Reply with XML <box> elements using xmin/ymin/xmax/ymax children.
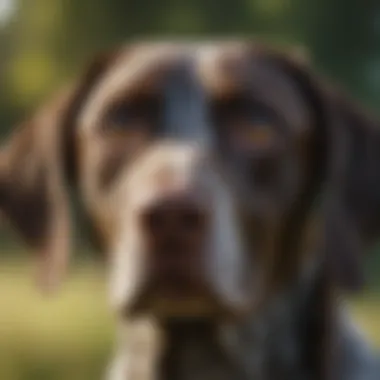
<box><xmin>0</xmin><ymin>41</ymin><xmax>379</xmax><ymax>380</ymax></box>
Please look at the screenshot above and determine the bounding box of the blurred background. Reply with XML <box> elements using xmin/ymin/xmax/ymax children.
<box><xmin>0</xmin><ymin>0</ymin><xmax>379</xmax><ymax>379</ymax></box>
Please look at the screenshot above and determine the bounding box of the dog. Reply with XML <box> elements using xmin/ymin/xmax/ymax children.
<box><xmin>0</xmin><ymin>41</ymin><xmax>379</xmax><ymax>380</ymax></box>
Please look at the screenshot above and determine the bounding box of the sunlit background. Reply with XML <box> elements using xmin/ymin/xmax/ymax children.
<box><xmin>0</xmin><ymin>1</ymin><xmax>379</xmax><ymax>379</ymax></box>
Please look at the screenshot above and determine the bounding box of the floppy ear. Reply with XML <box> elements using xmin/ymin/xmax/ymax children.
<box><xmin>323</xmin><ymin>89</ymin><xmax>380</xmax><ymax>291</ymax></box>
<box><xmin>266</xmin><ymin>50</ymin><xmax>380</xmax><ymax>291</ymax></box>
<box><xmin>0</xmin><ymin>51</ymin><xmax>115</xmax><ymax>292</ymax></box>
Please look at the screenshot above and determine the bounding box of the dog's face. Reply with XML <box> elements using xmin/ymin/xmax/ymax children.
<box><xmin>1</xmin><ymin>41</ymin><xmax>379</xmax><ymax>320</ymax></box>
<box><xmin>76</xmin><ymin>43</ymin><xmax>316</xmax><ymax>318</ymax></box>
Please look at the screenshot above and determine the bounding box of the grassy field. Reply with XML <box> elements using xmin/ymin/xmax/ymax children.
<box><xmin>0</xmin><ymin>259</ymin><xmax>379</xmax><ymax>380</ymax></box>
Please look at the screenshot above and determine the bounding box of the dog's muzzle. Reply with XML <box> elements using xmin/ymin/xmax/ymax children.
<box><xmin>109</xmin><ymin>143</ymin><xmax>253</xmax><ymax>319</ymax></box>
<box><xmin>140</xmin><ymin>189</ymin><xmax>209</xmax><ymax>294</ymax></box>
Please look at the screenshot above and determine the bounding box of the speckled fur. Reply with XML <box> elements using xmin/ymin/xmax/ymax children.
<box><xmin>107</xmin><ymin>274</ymin><xmax>379</xmax><ymax>380</ymax></box>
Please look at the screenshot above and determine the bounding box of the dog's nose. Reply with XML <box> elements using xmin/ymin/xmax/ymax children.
<box><xmin>141</xmin><ymin>193</ymin><xmax>208</xmax><ymax>241</ymax></box>
<box><xmin>140</xmin><ymin>192</ymin><xmax>209</xmax><ymax>279</ymax></box>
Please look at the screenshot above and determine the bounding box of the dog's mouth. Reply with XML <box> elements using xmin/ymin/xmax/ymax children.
<box><xmin>124</xmin><ymin>263</ymin><xmax>223</xmax><ymax>319</ymax></box>
<box><xmin>111</xmin><ymin>228</ymin><xmax>256</xmax><ymax>321</ymax></box>
<box><xmin>119</xmin><ymin>249</ymin><xmax>254</xmax><ymax>321</ymax></box>
<box><xmin>125</xmin><ymin>287</ymin><xmax>241</xmax><ymax>321</ymax></box>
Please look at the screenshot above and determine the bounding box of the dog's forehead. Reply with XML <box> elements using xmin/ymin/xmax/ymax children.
<box><xmin>80</xmin><ymin>42</ymin><xmax>311</xmax><ymax>132</ymax></box>
<box><xmin>79</xmin><ymin>42</ymin><xmax>248</xmax><ymax>129</ymax></box>
<box><xmin>101</xmin><ymin>41</ymin><xmax>248</xmax><ymax>94</ymax></box>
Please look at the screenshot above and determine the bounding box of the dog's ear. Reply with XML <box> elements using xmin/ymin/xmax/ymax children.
<box><xmin>0</xmin><ymin>50</ymin><xmax>116</xmax><ymax>292</ymax></box>
<box><xmin>267</xmin><ymin>51</ymin><xmax>380</xmax><ymax>291</ymax></box>
<box><xmin>322</xmin><ymin>89</ymin><xmax>380</xmax><ymax>291</ymax></box>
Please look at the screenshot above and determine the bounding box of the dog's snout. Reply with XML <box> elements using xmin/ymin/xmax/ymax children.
<box><xmin>139</xmin><ymin>192</ymin><xmax>209</xmax><ymax>286</ymax></box>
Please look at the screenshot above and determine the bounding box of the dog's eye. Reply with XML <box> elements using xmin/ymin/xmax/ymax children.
<box><xmin>104</xmin><ymin>97</ymin><xmax>160</xmax><ymax>134</ymax></box>
<box><xmin>107</xmin><ymin>104</ymin><xmax>135</xmax><ymax>128</ymax></box>
<box><xmin>213</xmin><ymin>97</ymin><xmax>282</xmax><ymax>153</ymax></box>
<box><xmin>229</xmin><ymin>118</ymin><xmax>279</xmax><ymax>152</ymax></box>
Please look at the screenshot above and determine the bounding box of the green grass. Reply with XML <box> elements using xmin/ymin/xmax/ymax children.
<box><xmin>0</xmin><ymin>259</ymin><xmax>114</xmax><ymax>380</ymax></box>
<box><xmin>0</xmin><ymin>259</ymin><xmax>378</xmax><ymax>380</ymax></box>
<box><xmin>350</xmin><ymin>294</ymin><xmax>380</xmax><ymax>347</ymax></box>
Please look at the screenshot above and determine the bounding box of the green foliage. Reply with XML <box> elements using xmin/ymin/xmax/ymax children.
<box><xmin>1</xmin><ymin>0</ymin><xmax>379</xmax><ymax>119</ymax></box>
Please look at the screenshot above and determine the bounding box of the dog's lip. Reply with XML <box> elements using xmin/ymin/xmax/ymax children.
<box><xmin>119</xmin><ymin>251</ymin><xmax>259</xmax><ymax>321</ymax></box>
<box><xmin>123</xmin><ymin>273</ymin><xmax>254</xmax><ymax>322</ymax></box>
<box><xmin>125</xmin><ymin>292</ymin><xmax>250</xmax><ymax>322</ymax></box>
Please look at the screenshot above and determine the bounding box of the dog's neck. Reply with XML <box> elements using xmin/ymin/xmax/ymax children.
<box><xmin>157</xmin><ymin>319</ymin><xmax>240</xmax><ymax>380</ymax></box>
<box><xmin>233</xmin><ymin>268</ymin><xmax>332</xmax><ymax>380</ymax></box>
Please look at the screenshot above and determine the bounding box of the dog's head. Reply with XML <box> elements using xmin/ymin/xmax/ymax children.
<box><xmin>1</xmin><ymin>41</ymin><xmax>378</xmax><ymax>320</ymax></box>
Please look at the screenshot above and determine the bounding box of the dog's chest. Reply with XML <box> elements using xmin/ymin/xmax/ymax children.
<box><xmin>237</xmin><ymin>303</ymin><xmax>311</xmax><ymax>380</ymax></box>
<box><xmin>227</xmin><ymin>302</ymin><xmax>309</xmax><ymax>380</ymax></box>
<box><xmin>160</xmin><ymin>297</ymin><xmax>310</xmax><ymax>380</ymax></box>
<box><xmin>164</xmin><ymin>314</ymin><xmax>309</xmax><ymax>380</ymax></box>
<box><xmin>169</xmin><ymin>340</ymin><xmax>238</xmax><ymax>380</ymax></box>
<box><xmin>157</xmin><ymin>322</ymin><xmax>244</xmax><ymax>380</ymax></box>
